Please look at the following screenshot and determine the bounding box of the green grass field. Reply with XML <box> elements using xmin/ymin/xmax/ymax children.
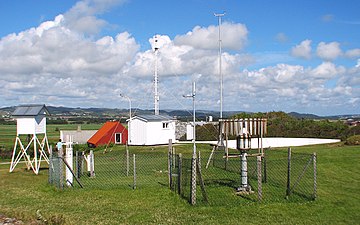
<box><xmin>0</xmin><ymin>141</ymin><xmax>359</xmax><ymax>224</ymax></box>
<box><xmin>0</xmin><ymin>124</ymin><xmax>102</xmax><ymax>146</ymax></box>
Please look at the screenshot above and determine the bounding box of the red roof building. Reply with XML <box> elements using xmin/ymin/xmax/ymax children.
<box><xmin>87</xmin><ymin>121</ymin><xmax>128</xmax><ymax>147</ymax></box>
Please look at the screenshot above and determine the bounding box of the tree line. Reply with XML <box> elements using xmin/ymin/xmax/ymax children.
<box><xmin>195</xmin><ymin>111</ymin><xmax>359</xmax><ymax>141</ymax></box>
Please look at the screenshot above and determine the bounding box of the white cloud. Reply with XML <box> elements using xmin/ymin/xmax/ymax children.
<box><xmin>291</xmin><ymin>39</ymin><xmax>312</xmax><ymax>59</ymax></box>
<box><xmin>63</xmin><ymin>0</ymin><xmax>126</xmax><ymax>35</ymax></box>
<box><xmin>125</xmin><ymin>34</ymin><xmax>249</xmax><ymax>80</ymax></box>
<box><xmin>345</xmin><ymin>48</ymin><xmax>360</xmax><ymax>58</ymax></box>
<box><xmin>316</xmin><ymin>41</ymin><xmax>342</xmax><ymax>61</ymax></box>
<box><xmin>174</xmin><ymin>22</ymin><xmax>248</xmax><ymax>50</ymax></box>
<box><xmin>0</xmin><ymin>11</ymin><xmax>139</xmax><ymax>107</ymax></box>
<box><xmin>311</xmin><ymin>62</ymin><xmax>344</xmax><ymax>79</ymax></box>
<box><xmin>275</xmin><ymin>32</ymin><xmax>288</xmax><ymax>43</ymax></box>
<box><xmin>0</xmin><ymin>0</ymin><xmax>358</xmax><ymax>115</ymax></box>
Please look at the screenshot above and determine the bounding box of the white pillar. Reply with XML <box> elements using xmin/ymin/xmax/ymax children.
<box><xmin>241</xmin><ymin>152</ymin><xmax>248</xmax><ymax>189</ymax></box>
<box><xmin>65</xmin><ymin>135</ymin><xmax>73</xmax><ymax>186</ymax></box>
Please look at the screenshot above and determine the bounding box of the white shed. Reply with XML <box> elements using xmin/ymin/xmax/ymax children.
<box><xmin>128</xmin><ymin>114</ymin><xmax>176</xmax><ymax>145</ymax></box>
<box><xmin>12</xmin><ymin>104</ymin><xmax>49</xmax><ymax>135</ymax></box>
<box><xmin>10</xmin><ymin>104</ymin><xmax>50</xmax><ymax>174</ymax></box>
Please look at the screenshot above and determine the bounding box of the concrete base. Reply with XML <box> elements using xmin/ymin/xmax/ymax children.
<box><xmin>235</xmin><ymin>186</ymin><xmax>254</xmax><ymax>195</ymax></box>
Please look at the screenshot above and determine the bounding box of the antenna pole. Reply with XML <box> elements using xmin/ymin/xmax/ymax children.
<box><xmin>215</xmin><ymin>12</ymin><xmax>225</xmax><ymax>149</ymax></box>
<box><xmin>192</xmin><ymin>82</ymin><xmax>196</xmax><ymax>157</ymax></box>
<box><xmin>214</xmin><ymin>12</ymin><xmax>225</xmax><ymax>119</ymax></box>
<box><xmin>183</xmin><ymin>82</ymin><xmax>196</xmax><ymax>205</ymax></box>
<box><xmin>154</xmin><ymin>35</ymin><xmax>160</xmax><ymax>115</ymax></box>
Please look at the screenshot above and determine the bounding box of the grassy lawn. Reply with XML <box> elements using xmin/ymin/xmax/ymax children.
<box><xmin>0</xmin><ymin>141</ymin><xmax>359</xmax><ymax>224</ymax></box>
<box><xmin>0</xmin><ymin>124</ymin><xmax>103</xmax><ymax>149</ymax></box>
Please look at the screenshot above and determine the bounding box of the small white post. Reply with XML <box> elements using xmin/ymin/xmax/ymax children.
<box><xmin>65</xmin><ymin>135</ymin><xmax>73</xmax><ymax>186</ymax></box>
<box><xmin>133</xmin><ymin>154</ymin><xmax>136</xmax><ymax>189</ymax></box>
<box><xmin>90</xmin><ymin>150</ymin><xmax>95</xmax><ymax>177</ymax></box>
<box><xmin>241</xmin><ymin>152</ymin><xmax>248</xmax><ymax>189</ymax></box>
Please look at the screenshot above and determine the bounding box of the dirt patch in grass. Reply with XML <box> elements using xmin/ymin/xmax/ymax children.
<box><xmin>0</xmin><ymin>214</ymin><xmax>25</xmax><ymax>224</ymax></box>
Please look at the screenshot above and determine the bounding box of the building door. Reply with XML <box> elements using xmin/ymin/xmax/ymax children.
<box><xmin>115</xmin><ymin>133</ymin><xmax>122</xmax><ymax>144</ymax></box>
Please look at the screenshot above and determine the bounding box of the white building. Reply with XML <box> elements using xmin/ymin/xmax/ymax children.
<box><xmin>13</xmin><ymin>105</ymin><xmax>49</xmax><ymax>135</ymax></box>
<box><xmin>10</xmin><ymin>104</ymin><xmax>50</xmax><ymax>174</ymax></box>
<box><xmin>60</xmin><ymin>125</ymin><xmax>97</xmax><ymax>144</ymax></box>
<box><xmin>128</xmin><ymin>114</ymin><xmax>176</xmax><ymax>145</ymax></box>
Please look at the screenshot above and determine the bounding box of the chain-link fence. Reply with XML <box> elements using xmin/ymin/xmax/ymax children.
<box><xmin>49</xmin><ymin>144</ymin><xmax>316</xmax><ymax>206</ymax></box>
<box><xmin>48</xmin><ymin>148</ymin><xmax>169</xmax><ymax>190</ymax></box>
<box><xmin>170</xmin><ymin>147</ymin><xmax>317</xmax><ymax>205</ymax></box>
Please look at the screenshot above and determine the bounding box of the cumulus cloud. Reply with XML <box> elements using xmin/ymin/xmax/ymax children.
<box><xmin>63</xmin><ymin>0</ymin><xmax>126</xmax><ymax>35</ymax></box>
<box><xmin>291</xmin><ymin>39</ymin><xmax>312</xmax><ymax>59</ymax></box>
<box><xmin>230</xmin><ymin>62</ymin><xmax>358</xmax><ymax>113</ymax></box>
<box><xmin>310</xmin><ymin>62</ymin><xmax>346</xmax><ymax>79</ymax></box>
<box><xmin>0</xmin><ymin>11</ymin><xmax>139</xmax><ymax>107</ymax></box>
<box><xmin>345</xmin><ymin>48</ymin><xmax>360</xmax><ymax>58</ymax></box>
<box><xmin>174</xmin><ymin>22</ymin><xmax>248</xmax><ymax>50</ymax></box>
<box><xmin>316</xmin><ymin>41</ymin><xmax>342</xmax><ymax>61</ymax></box>
<box><xmin>0</xmin><ymin>0</ymin><xmax>359</xmax><ymax>115</ymax></box>
<box><xmin>125</xmin><ymin>34</ymin><xmax>250</xmax><ymax>80</ymax></box>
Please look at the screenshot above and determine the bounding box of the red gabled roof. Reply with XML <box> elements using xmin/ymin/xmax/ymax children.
<box><xmin>87</xmin><ymin>121</ymin><xmax>128</xmax><ymax>147</ymax></box>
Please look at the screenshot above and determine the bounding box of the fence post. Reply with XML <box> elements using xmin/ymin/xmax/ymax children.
<box><xmin>58</xmin><ymin>146</ymin><xmax>64</xmax><ymax>189</ymax></box>
<box><xmin>172</xmin><ymin>147</ymin><xmax>176</xmax><ymax>172</ymax></box>
<box><xmin>48</xmin><ymin>146</ymin><xmax>53</xmax><ymax>184</ymax></box>
<box><xmin>75</xmin><ymin>151</ymin><xmax>79</xmax><ymax>178</ymax></box>
<box><xmin>126</xmin><ymin>142</ymin><xmax>129</xmax><ymax>176</ymax></box>
<box><xmin>263</xmin><ymin>148</ymin><xmax>267</xmax><ymax>183</ymax></box>
<box><xmin>133</xmin><ymin>154</ymin><xmax>136</xmax><ymax>190</ymax></box>
<box><xmin>78</xmin><ymin>151</ymin><xmax>83</xmax><ymax>177</ymax></box>
<box><xmin>89</xmin><ymin>150</ymin><xmax>95</xmax><ymax>177</ymax></box>
<box><xmin>313</xmin><ymin>152</ymin><xmax>317</xmax><ymax>200</ymax></box>
<box><xmin>225</xmin><ymin>134</ymin><xmax>228</xmax><ymax>170</ymax></box>
<box><xmin>286</xmin><ymin>147</ymin><xmax>292</xmax><ymax>199</ymax></box>
<box><xmin>178</xmin><ymin>153</ymin><xmax>182</xmax><ymax>196</ymax></box>
<box><xmin>190</xmin><ymin>155</ymin><xmax>197</xmax><ymax>205</ymax></box>
<box><xmin>168</xmin><ymin>139</ymin><xmax>173</xmax><ymax>189</ymax></box>
<box><xmin>257</xmin><ymin>156</ymin><xmax>262</xmax><ymax>201</ymax></box>
<box><xmin>81</xmin><ymin>151</ymin><xmax>85</xmax><ymax>177</ymax></box>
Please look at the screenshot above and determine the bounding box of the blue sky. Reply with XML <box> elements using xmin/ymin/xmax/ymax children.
<box><xmin>0</xmin><ymin>0</ymin><xmax>359</xmax><ymax>116</ymax></box>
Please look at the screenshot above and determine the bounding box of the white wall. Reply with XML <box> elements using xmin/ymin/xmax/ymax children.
<box><xmin>186</xmin><ymin>123</ymin><xmax>194</xmax><ymax>140</ymax></box>
<box><xmin>145</xmin><ymin>121</ymin><xmax>176</xmax><ymax>145</ymax></box>
<box><xmin>17</xmin><ymin>118</ymin><xmax>35</xmax><ymax>134</ymax></box>
<box><xmin>129</xmin><ymin>119</ymin><xmax>176</xmax><ymax>145</ymax></box>
<box><xmin>129</xmin><ymin>119</ymin><xmax>147</xmax><ymax>145</ymax></box>
<box><xmin>35</xmin><ymin>116</ymin><xmax>46</xmax><ymax>134</ymax></box>
<box><xmin>17</xmin><ymin>116</ymin><xmax>46</xmax><ymax>135</ymax></box>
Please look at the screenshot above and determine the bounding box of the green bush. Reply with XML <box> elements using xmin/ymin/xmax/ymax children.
<box><xmin>345</xmin><ymin>135</ymin><xmax>360</xmax><ymax>145</ymax></box>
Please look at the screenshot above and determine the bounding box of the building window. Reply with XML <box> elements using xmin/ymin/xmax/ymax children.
<box><xmin>162</xmin><ymin>122</ymin><xmax>169</xmax><ymax>129</ymax></box>
<box><xmin>115</xmin><ymin>133</ymin><xmax>122</xmax><ymax>144</ymax></box>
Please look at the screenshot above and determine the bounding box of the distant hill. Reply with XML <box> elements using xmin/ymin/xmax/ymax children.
<box><xmin>288</xmin><ymin>112</ymin><xmax>322</xmax><ymax>119</ymax></box>
<box><xmin>0</xmin><ymin>105</ymin><xmax>358</xmax><ymax>120</ymax></box>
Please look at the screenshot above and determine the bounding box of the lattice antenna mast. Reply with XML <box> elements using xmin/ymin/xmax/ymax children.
<box><xmin>153</xmin><ymin>35</ymin><xmax>160</xmax><ymax>115</ymax></box>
